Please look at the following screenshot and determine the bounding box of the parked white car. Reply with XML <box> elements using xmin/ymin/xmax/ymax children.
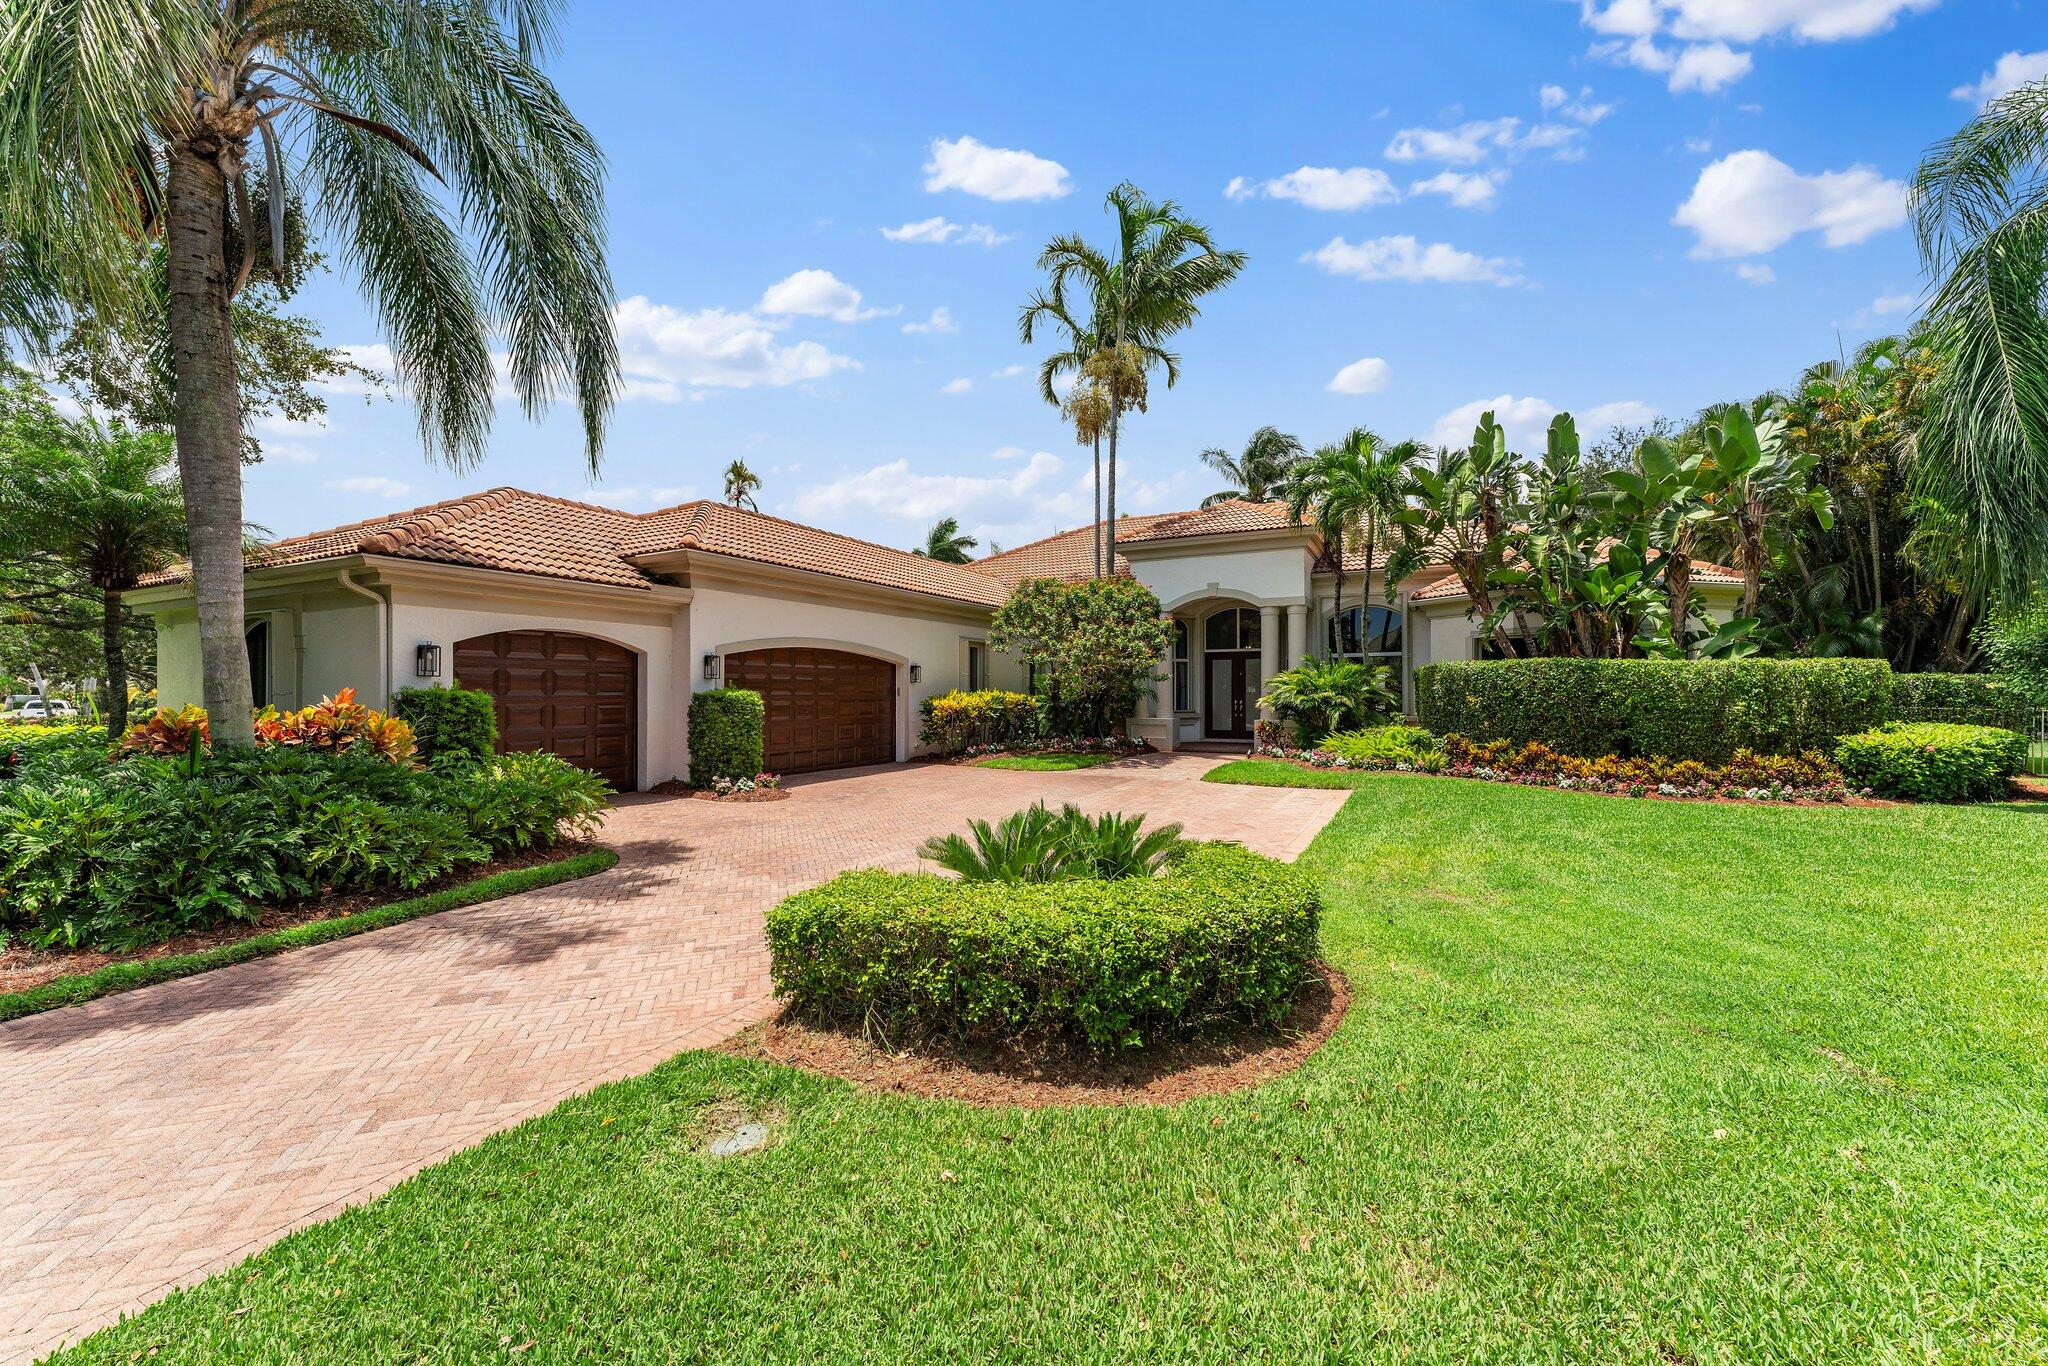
<box><xmin>2</xmin><ymin>697</ymin><xmax>79</xmax><ymax>722</ymax></box>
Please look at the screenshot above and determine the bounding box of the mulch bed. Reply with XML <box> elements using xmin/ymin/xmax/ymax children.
<box><xmin>721</xmin><ymin>960</ymin><xmax>1349</xmax><ymax>1108</ymax></box>
<box><xmin>0</xmin><ymin>839</ymin><xmax>598</xmax><ymax>996</ymax></box>
<box><xmin>642</xmin><ymin>779</ymin><xmax>791</xmax><ymax>802</ymax></box>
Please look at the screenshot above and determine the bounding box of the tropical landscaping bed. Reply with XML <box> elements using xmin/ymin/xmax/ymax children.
<box><xmin>48</xmin><ymin>773</ymin><xmax>2048</xmax><ymax>1363</ymax></box>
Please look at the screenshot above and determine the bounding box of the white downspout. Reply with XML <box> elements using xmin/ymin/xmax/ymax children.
<box><xmin>334</xmin><ymin>568</ymin><xmax>390</xmax><ymax>708</ymax></box>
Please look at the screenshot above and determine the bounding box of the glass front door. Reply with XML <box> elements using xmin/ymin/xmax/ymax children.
<box><xmin>1204</xmin><ymin>653</ymin><xmax>1260</xmax><ymax>739</ymax></box>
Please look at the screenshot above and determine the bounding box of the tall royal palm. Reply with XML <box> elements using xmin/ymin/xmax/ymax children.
<box><xmin>1284</xmin><ymin>429</ymin><xmax>1418</xmax><ymax>659</ymax></box>
<box><xmin>1028</xmin><ymin>183</ymin><xmax>1244</xmax><ymax>574</ymax></box>
<box><xmin>1200</xmin><ymin>426</ymin><xmax>1304</xmax><ymax>507</ymax></box>
<box><xmin>1018</xmin><ymin>279</ymin><xmax>1108</xmax><ymax>575</ymax></box>
<box><xmin>1911</xmin><ymin>77</ymin><xmax>2048</xmax><ymax>601</ymax></box>
<box><xmin>2</xmin><ymin>0</ymin><xmax>618</xmax><ymax>743</ymax></box>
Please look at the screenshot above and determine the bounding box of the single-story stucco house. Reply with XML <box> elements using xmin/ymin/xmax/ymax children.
<box><xmin>131</xmin><ymin>488</ymin><xmax>1743</xmax><ymax>789</ymax></box>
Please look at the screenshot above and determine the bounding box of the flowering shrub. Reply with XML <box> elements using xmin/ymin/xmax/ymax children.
<box><xmin>254</xmin><ymin>689</ymin><xmax>416</xmax><ymax>764</ymax></box>
<box><xmin>708</xmin><ymin>771</ymin><xmax>783</xmax><ymax>797</ymax></box>
<box><xmin>918</xmin><ymin>689</ymin><xmax>1041</xmax><ymax>756</ymax></box>
<box><xmin>119</xmin><ymin>705</ymin><xmax>210</xmax><ymax>757</ymax></box>
<box><xmin>947</xmin><ymin>732</ymin><xmax>1145</xmax><ymax>762</ymax></box>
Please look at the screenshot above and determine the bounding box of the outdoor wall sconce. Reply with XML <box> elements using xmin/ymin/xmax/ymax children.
<box><xmin>414</xmin><ymin>643</ymin><xmax>441</xmax><ymax>678</ymax></box>
<box><xmin>909</xmin><ymin>663</ymin><xmax>922</xmax><ymax>684</ymax></box>
<box><xmin>703</xmin><ymin>653</ymin><xmax>720</xmax><ymax>681</ymax></box>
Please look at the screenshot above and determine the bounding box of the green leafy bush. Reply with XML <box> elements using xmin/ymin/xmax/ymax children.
<box><xmin>1320</xmin><ymin>725</ymin><xmax>1441</xmax><ymax>767</ymax></box>
<box><xmin>1834</xmin><ymin>721</ymin><xmax>2026</xmax><ymax>802</ymax></box>
<box><xmin>393</xmin><ymin>685</ymin><xmax>499</xmax><ymax>767</ymax></box>
<box><xmin>1414</xmin><ymin>658</ymin><xmax>1893</xmax><ymax>761</ymax></box>
<box><xmin>1258</xmin><ymin>659</ymin><xmax>1397</xmax><ymax>745</ymax></box>
<box><xmin>1889</xmin><ymin>672</ymin><xmax>2034</xmax><ymax>731</ymax></box>
<box><xmin>0</xmin><ymin>724</ymin><xmax>109</xmax><ymax>784</ymax></box>
<box><xmin>766</xmin><ymin>842</ymin><xmax>1319</xmax><ymax>1050</ymax></box>
<box><xmin>1977</xmin><ymin>596</ymin><xmax>2048</xmax><ymax>707</ymax></box>
<box><xmin>917</xmin><ymin>689</ymin><xmax>1041</xmax><ymax>756</ymax></box>
<box><xmin>689</xmin><ymin>687</ymin><xmax>765</xmax><ymax>784</ymax></box>
<box><xmin>0</xmin><ymin>747</ymin><xmax>609</xmax><ymax>949</ymax></box>
<box><xmin>916</xmin><ymin>803</ymin><xmax>1184</xmax><ymax>883</ymax></box>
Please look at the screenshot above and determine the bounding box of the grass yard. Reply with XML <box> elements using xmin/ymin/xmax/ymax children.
<box><xmin>56</xmin><ymin>777</ymin><xmax>2048</xmax><ymax>1363</ymax></box>
<box><xmin>1204</xmin><ymin>756</ymin><xmax>1379</xmax><ymax>788</ymax></box>
<box><xmin>975</xmin><ymin>751</ymin><xmax>1126</xmax><ymax>771</ymax></box>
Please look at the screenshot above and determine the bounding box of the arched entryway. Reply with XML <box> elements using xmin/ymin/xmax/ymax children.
<box><xmin>454</xmin><ymin>631</ymin><xmax>639</xmax><ymax>790</ymax></box>
<box><xmin>724</xmin><ymin>646</ymin><xmax>895</xmax><ymax>774</ymax></box>
<box><xmin>1201</xmin><ymin>606</ymin><xmax>1263</xmax><ymax>740</ymax></box>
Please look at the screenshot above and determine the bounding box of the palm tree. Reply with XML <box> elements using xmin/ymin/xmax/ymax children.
<box><xmin>1029</xmin><ymin>183</ymin><xmax>1245</xmax><ymax>574</ymax></box>
<box><xmin>723</xmin><ymin>459</ymin><xmax>762</xmax><ymax>511</ymax></box>
<box><xmin>1019</xmin><ymin>279</ymin><xmax>1107</xmax><ymax>575</ymax></box>
<box><xmin>1284</xmin><ymin>428</ymin><xmax>1418</xmax><ymax>660</ymax></box>
<box><xmin>0</xmin><ymin>380</ymin><xmax>185</xmax><ymax>732</ymax></box>
<box><xmin>1200</xmin><ymin>426</ymin><xmax>1304</xmax><ymax>507</ymax></box>
<box><xmin>2</xmin><ymin>0</ymin><xmax>618</xmax><ymax>744</ymax></box>
<box><xmin>915</xmin><ymin>516</ymin><xmax>977</xmax><ymax>564</ymax></box>
<box><xmin>1911</xmin><ymin>77</ymin><xmax>2048</xmax><ymax>602</ymax></box>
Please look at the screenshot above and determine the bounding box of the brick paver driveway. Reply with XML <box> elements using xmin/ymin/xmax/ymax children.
<box><xmin>0</xmin><ymin>753</ymin><xmax>1345</xmax><ymax>1362</ymax></box>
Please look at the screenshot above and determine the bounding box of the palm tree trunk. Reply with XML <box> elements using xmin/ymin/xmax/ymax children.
<box><xmin>1092</xmin><ymin>434</ymin><xmax>1103</xmax><ymax>577</ymax></box>
<box><xmin>165</xmin><ymin>144</ymin><xmax>255</xmax><ymax>746</ymax></box>
<box><xmin>1104</xmin><ymin>409</ymin><xmax>1120</xmax><ymax>577</ymax></box>
<box><xmin>101</xmin><ymin>585</ymin><xmax>129</xmax><ymax>734</ymax></box>
<box><xmin>1667</xmin><ymin>542</ymin><xmax>1694</xmax><ymax>654</ymax></box>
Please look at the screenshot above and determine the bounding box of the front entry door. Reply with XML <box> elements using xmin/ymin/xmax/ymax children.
<box><xmin>1205</xmin><ymin>652</ymin><xmax>1259</xmax><ymax>739</ymax></box>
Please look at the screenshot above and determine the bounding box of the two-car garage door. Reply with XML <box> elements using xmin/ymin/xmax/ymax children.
<box><xmin>725</xmin><ymin>647</ymin><xmax>895</xmax><ymax>774</ymax></box>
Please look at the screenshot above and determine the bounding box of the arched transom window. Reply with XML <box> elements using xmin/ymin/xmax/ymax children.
<box><xmin>1203</xmin><ymin>607</ymin><xmax>1261</xmax><ymax>652</ymax></box>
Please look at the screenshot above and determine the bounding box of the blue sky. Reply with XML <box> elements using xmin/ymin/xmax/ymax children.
<box><xmin>260</xmin><ymin>0</ymin><xmax>2042</xmax><ymax>555</ymax></box>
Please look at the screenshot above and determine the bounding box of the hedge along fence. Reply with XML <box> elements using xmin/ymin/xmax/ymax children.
<box><xmin>1414</xmin><ymin>658</ymin><xmax>1894</xmax><ymax>763</ymax></box>
<box><xmin>392</xmin><ymin>685</ymin><xmax>499</xmax><ymax>768</ymax></box>
<box><xmin>765</xmin><ymin>843</ymin><xmax>1320</xmax><ymax>1051</ymax></box>
<box><xmin>1889</xmin><ymin>672</ymin><xmax>2035</xmax><ymax>732</ymax></box>
<box><xmin>689</xmin><ymin>687</ymin><xmax>765</xmax><ymax>784</ymax></box>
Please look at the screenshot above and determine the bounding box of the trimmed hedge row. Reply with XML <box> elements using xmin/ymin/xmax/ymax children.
<box><xmin>689</xmin><ymin>687</ymin><xmax>764</xmax><ymax>784</ymax></box>
<box><xmin>392</xmin><ymin>685</ymin><xmax>499</xmax><ymax>768</ymax></box>
<box><xmin>1414</xmin><ymin>659</ymin><xmax>1893</xmax><ymax>762</ymax></box>
<box><xmin>1836</xmin><ymin>722</ymin><xmax>2027</xmax><ymax>802</ymax></box>
<box><xmin>765</xmin><ymin>842</ymin><xmax>1320</xmax><ymax>1050</ymax></box>
<box><xmin>1889</xmin><ymin>672</ymin><xmax>2035</xmax><ymax>732</ymax></box>
<box><xmin>918</xmin><ymin>689</ymin><xmax>1041</xmax><ymax>756</ymax></box>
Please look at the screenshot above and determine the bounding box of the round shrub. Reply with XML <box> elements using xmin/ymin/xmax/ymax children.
<box><xmin>765</xmin><ymin>842</ymin><xmax>1320</xmax><ymax>1050</ymax></box>
<box><xmin>1835</xmin><ymin>721</ymin><xmax>2027</xmax><ymax>802</ymax></box>
<box><xmin>392</xmin><ymin>685</ymin><xmax>499</xmax><ymax>767</ymax></box>
<box><xmin>689</xmin><ymin>687</ymin><xmax>764</xmax><ymax>784</ymax></box>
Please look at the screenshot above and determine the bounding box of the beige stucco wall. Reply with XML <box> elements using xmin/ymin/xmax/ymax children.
<box><xmin>1128</xmin><ymin>540</ymin><xmax>1315</xmax><ymax>613</ymax></box>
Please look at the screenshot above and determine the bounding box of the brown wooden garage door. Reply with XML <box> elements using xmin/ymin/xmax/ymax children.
<box><xmin>454</xmin><ymin>631</ymin><xmax>638</xmax><ymax>790</ymax></box>
<box><xmin>725</xmin><ymin>647</ymin><xmax>895</xmax><ymax>774</ymax></box>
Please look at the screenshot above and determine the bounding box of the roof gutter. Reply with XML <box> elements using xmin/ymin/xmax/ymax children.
<box><xmin>334</xmin><ymin>567</ymin><xmax>391</xmax><ymax>708</ymax></box>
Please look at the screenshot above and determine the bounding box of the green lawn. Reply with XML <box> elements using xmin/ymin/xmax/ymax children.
<box><xmin>55</xmin><ymin>778</ymin><xmax>2048</xmax><ymax>1362</ymax></box>
<box><xmin>1204</xmin><ymin>756</ymin><xmax>1379</xmax><ymax>788</ymax></box>
<box><xmin>976</xmin><ymin>751</ymin><xmax>1125</xmax><ymax>771</ymax></box>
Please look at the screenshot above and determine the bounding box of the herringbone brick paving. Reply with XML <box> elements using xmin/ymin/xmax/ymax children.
<box><xmin>0</xmin><ymin>754</ymin><xmax>1345</xmax><ymax>1363</ymax></box>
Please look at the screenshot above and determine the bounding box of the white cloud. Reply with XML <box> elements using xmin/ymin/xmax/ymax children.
<box><xmin>940</xmin><ymin>377</ymin><xmax>973</xmax><ymax>394</ymax></box>
<box><xmin>1596</xmin><ymin>34</ymin><xmax>1754</xmax><ymax>92</ymax></box>
<box><xmin>1673</xmin><ymin>149</ymin><xmax>1907</xmax><ymax>257</ymax></box>
<box><xmin>1952</xmin><ymin>50</ymin><xmax>2048</xmax><ymax>105</ymax></box>
<box><xmin>1582</xmin><ymin>399</ymin><xmax>1660</xmax><ymax>429</ymax></box>
<box><xmin>581</xmin><ymin>485</ymin><xmax>696</xmax><ymax>511</ymax></box>
<box><xmin>1432</xmin><ymin>395</ymin><xmax>1561</xmax><ymax>451</ymax></box>
<box><xmin>990</xmin><ymin>364</ymin><xmax>1025</xmax><ymax>379</ymax></box>
<box><xmin>1584</xmin><ymin>1</ymin><xmax>1933</xmax><ymax>93</ymax></box>
<box><xmin>1734</xmin><ymin>262</ymin><xmax>1777</xmax><ymax>284</ymax></box>
<box><xmin>1685</xmin><ymin>135</ymin><xmax>1715</xmax><ymax>153</ymax></box>
<box><xmin>612</xmin><ymin>295</ymin><xmax>859</xmax><ymax>394</ymax></box>
<box><xmin>255</xmin><ymin>412</ymin><xmax>329</xmax><ymax>436</ymax></box>
<box><xmin>902</xmin><ymin>306</ymin><xmax>957</xmax><ymax>335</ymax></box>
<box><xmin>1226</xmin><ymin>166</ymin><xmax>1401</xmax><ymax>211</ymax></box>
<box><xmin>1868</xmin><ymin>291</ymin><xmax>1916</xmax><ymax>315</ymax></box>
<box><xmin>327</xmin><ymin>476</ymin><xmax>412</xmax><ymax>499</ymax></box>
<box><xmin>790</xmin><ymin>450</ymin><xmax>1072</xmax><ymax>527</ymax></box>
<box><xmin>1303</xmin><ymin>235</ymin><xmax>1523</xmax><ymax>287</ymax></box>
<box><xmin>880</xmin><ymin>216</ymin><xmax>1012</xmax><ymax>246</ymax></box>
<box><xmin>1540</xmin><ymin>83</ymin><xmax>1615</xmax><ymax>123</ymax></box>
<box><xmin>264</xmin><ymin>442</ymin><xmax>321</xmax><ymax>464</ymax></box>
<box><xmin>1326</xmin><ymin>357</ymin><xmax>1393</xmax><ymax>395</ymax></box>
<box><xmin>923</xmin><ymin>135</ymin><xmax>1070</xmax><ymax>202</ymax></box>
<box><xmin>1386</xmin><ymin>117</ymin><xmax>1583</xmax><ymax>164</ymax></box>
<box><xmin>1410</xmin><ymin>169</ymin><xmax>1508</xmax><ymax>209</ymax></box>
<box><xmin>757</xmin><ymin>269</ymin><xmax>895</xmax><ymax>323</ymax></box>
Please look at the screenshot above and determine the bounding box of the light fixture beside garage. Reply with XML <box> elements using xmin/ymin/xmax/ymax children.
<box><xmin>909</xmin><ymin>663</ymin><xmax>922</xmax><ymax>684</ymax></box>
<box><xmin>703</xmin><ymin>652</ymin><xmax>720</xmax><ymax>681</ymax></box>
<box><xmin>414</xmin><ymin>643</ymin><xmax>441</xmax><ymax>678</ymax></box>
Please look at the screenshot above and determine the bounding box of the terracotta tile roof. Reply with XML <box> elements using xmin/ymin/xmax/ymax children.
<box><xmin>969</xmin><ymin>513</ymin><xmax>1180</xmax><ymax>588</ymax></box>
<box><xmin>1407</xmin><ymin>552</ymin><xmax>1742</xmax><ymax>602</ymax></box>
<box><xmin>1117</xmin><ymin>499</ymin><xmax>1301</xmax><ymax>544</ymax></box>
<box><xmin>141</xmin><ymin>487</ymin><xmax>1006</xmax><ymax>606</ymax></box>
<box><xmin>624</xmin><ymin>501</ymin><xmax>1006</xmax><ymax>606</ymax></box>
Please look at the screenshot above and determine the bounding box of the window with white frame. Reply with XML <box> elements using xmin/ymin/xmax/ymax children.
<box><xmin>966</xmin><ymin>641</ymin><xmax>986</xmax><ymax>692</ymax></box>
<box><xmin>1171</xmin><ymin>620</ymin><xmax>1189</xmax><ymax>711</ymax></box>
<box><xmin>1328</xmin><ymin>605</ymin><xmax>1404</xmax><ymax>702</ymax></box>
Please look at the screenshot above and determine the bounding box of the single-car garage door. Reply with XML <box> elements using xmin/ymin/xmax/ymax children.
<box><xmin>454</xmin><ymin>631</ymin><xmax>638</xmax><ymax>790</ymax></box>
<box><xmin>725</xmin><ymin>647</ymin><xmax>895</xmax><ymax>774</ymax></box>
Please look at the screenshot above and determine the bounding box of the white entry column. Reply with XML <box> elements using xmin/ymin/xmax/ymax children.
<box><xmin>1286</xmin><ymin>603</ymin><xmax>1308</xmax><ymax>670</ymax></box>
<box><xmin>1258</xmin><ymin>605</ymin><xmax>1280</xmax><ymax>719</ymax></box>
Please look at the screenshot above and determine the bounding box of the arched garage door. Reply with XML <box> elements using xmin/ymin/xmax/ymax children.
<box><xmin>725</xmin><ymin>647</ymin><xmax>895</xmax><ymax>775</ymax></box>
<box><xmin>454</xmin><ymin>631</ymin><xmax>638</xmax><ymax>790</ymax></box>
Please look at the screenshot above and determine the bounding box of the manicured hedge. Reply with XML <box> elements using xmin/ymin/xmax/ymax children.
<box><xmin>765</xmin><ymin>842</ymin><xmax>1320</xmax><ymax>1050</ymax></box>
<box><xmin>1890</xmin><ymin>672</ymin><xmax>2035</xmax><ymax>732</ymax></box>
<box><xmin>1835</xmin><ymin>721</ymin><xmax>2027</xmax><ymax>802</ymax></box>
<box><xmin>393</xmin><ymin>685</ymin><xmax>499</xmax><ymax>767</ymax></box>
<box><xmin>689</xmin><ymin>687</ymin><xmax>765</xmax><ymax>784</ymax></box>
<box><xmin>1414</xmin><ymin>658</ymin><xmax>1893</xmax><ymax>762</ymax></box>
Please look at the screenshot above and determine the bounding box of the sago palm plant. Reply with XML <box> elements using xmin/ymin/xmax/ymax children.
<box><xmin>2</xmin><ymin>0</ymin><xmax>618</xmax><ymax>743</ymax></box>
<box><xmin>918</xmin><ymin>803</ymin><xmax>1184</xmax><ymax>883</ymax></box>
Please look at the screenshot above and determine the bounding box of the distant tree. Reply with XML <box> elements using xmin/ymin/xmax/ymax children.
<box><xmin>723</xmin><ymin>460</ymin><xmax>762</xmax><ymax>511</ymax></box>
<box><xmin>1284</xmin><ymin>428</ymin><xmax>1418</xmax><ymax>657</ymax></box>
<box><xmin>915</xmin><ymin>517</ymin><xmax>978</xmax><ymax>563</ymax></box>
<box><xmin>1199</xmin><ymin>426</ymin><xmax>1304</xmax><ymax>507</ymax></box>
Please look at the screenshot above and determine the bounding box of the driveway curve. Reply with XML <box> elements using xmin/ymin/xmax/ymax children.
<box><xmin>0</xmin><ymin>754</ymin><xmax>1344</xmax><ymax>1362</ymax></box>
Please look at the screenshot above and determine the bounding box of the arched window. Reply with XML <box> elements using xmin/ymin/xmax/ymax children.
<box><xmin>1203</xmin><ymin>607</ymin><xmax>1261</xmax><ymax>652</ymax></box>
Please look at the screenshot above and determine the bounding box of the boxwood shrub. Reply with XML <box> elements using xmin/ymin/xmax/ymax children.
<box><xmin>1414</xmin><ymin>658</ymin><xmax>1893</xmax><ymax>762</ymax></box>
<box><xmin>392</xmin><ymin>685</ymin><xmax>499</xmax><ymax>768</ymax></box>
<box><xmin>689</xmin><ymin>687</ymin><xmax>765</xmax><ymax>784</ymax></box>
<box><xmin>1889</xmin><ymin>671</ymin><xmax>2034</xmax><ymax>731</ymax></box>
<box><xmin>765</xmin><ymin>842</ymin><xmax>1320</xmax><ymax>1050</ymax></box>
<box><xmin>1835</xmin><ymin>721</ymin><xmax>2027</xmax><ymax>802</ymax></box>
